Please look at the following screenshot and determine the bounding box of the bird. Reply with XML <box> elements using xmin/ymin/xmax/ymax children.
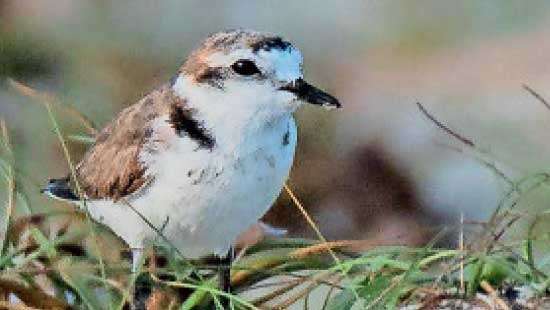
<box><xmin>42</xmin><ymin>29</ymin><xmax>341</xmax><ymax>302</ymax></box>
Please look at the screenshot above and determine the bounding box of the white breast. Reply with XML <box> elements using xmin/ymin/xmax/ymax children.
<box><xmin>87</xmin><ymin>115</ymin><xmax>297</xmax><ymax>258</ymax></box>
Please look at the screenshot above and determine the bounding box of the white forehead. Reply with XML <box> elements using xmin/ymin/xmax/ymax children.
<box><xmin>206</xmin><ymin>47</ymin><xmax>303</xmax><ymax>82</ymax></box>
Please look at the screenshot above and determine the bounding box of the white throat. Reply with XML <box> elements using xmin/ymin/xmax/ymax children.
<box><xmin>172</xmin><ymin>75</ymin><xmax>296</xmax><ymax>150</ymax></box>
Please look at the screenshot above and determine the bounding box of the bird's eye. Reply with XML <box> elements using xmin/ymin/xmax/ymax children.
<box><xmin>231</xmin><ymin>59</ymin><xmax>260</xmax><ymax>76</ymax></box>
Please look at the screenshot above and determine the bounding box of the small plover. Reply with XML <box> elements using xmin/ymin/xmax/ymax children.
<box><xmin>43</xmin><ymin>29</ymin><xmax>340</xmax><ymax>295</ymax></box>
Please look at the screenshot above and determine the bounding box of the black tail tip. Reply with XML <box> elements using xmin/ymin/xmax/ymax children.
<box><xmin>41</xmin><ymin>177</ymin><xmax>78</xmax><ymax>201</ymax></box>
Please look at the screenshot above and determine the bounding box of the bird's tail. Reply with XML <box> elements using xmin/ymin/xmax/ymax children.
<box><xmin>41</xmin><ymin>177</ymin><xmax>79</xmax><ymax>202</ymax></box>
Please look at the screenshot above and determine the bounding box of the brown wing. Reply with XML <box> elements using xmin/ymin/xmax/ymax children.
<box><xmin>75</xmin><ymin>85</ymin><xmax>178</xmax><ymax>201</ymax></box>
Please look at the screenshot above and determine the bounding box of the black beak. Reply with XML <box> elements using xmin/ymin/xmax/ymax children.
<box><xmin>280</xmin><ymin>78</ymin><xmax>341</xmax><ymax>109</ymax></box>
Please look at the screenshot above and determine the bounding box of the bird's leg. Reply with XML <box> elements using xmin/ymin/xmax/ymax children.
<box><xmin>218</xmin><ymin>247</ymin><xmax>234</xmax><ymax>309</ymax></box>
<box><xmin>130</xmin><ymin>248</ymin><xmax>145</xmax><ymax>310</ymax></box>
<box><xmin>131</xmin><ymin>248</ymin><xmax>145</xmax><ymax>273</ymax></box>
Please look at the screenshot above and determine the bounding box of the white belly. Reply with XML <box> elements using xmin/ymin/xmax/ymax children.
<box><xmin>87</xmin><ymin>116</ymin><xmax>297</xmax><ymax>258</ymax></box>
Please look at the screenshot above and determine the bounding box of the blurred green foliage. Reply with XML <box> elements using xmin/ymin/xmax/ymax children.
<box><xmin>0</xmin><ymin>31</ymin><xmax>58</xmax><ymax>79</ymax></box>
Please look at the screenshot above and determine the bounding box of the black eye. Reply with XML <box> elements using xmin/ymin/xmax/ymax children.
<box><xmin>231</xmin><ymin>59</ymin><xmax>260</xmax><ymax>76</ymax></box>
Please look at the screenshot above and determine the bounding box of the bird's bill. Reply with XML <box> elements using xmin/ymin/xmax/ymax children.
<box><xmin>280</xmin><ymin>78</ymin><xmax>341</xmax><ymax>109</ymax></box>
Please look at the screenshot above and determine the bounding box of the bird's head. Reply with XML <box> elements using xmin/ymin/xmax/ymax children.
<box><xmin>172</xmin><ymin>29</ymin><xmax>340</xmax><ymax>120</ymax></box>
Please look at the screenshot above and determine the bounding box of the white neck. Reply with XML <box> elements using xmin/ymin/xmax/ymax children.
<box><xmin>172</xmin><ymin>75</ymin><xmax>295</xmax><ymax>151</ymax></box>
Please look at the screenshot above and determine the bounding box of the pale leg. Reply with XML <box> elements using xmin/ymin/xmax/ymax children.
<box><xmin>130</xmin><ymin>248</ymin><xmax>145</xmax><ymax>310</ymax></box>
<box><xmin>219</xmin><ymin>247</ymin><xmax>234</xmax><ymax>309</ymax></box>
<box><xmin>131</xmin><ymin>248</ymin><xmax>145</xmax><ymax>273</ymax></box>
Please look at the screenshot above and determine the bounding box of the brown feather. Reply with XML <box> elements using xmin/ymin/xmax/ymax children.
<box><xmin>75</xmin><ymin>85</ymin><xmax>180</xmax><ymax>200</ymax></box>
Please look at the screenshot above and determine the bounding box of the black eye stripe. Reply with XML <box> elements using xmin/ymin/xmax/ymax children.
<box><xmin>231</xmin><ymin>59</ymin><xmax>261</xmax><ymax>76</ymax></box>
<box><xmin>196</xmin><ymin>66</ymin><xmax>224</xmax><ymax>88</ymax></box>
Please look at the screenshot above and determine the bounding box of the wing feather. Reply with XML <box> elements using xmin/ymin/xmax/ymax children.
<box><xmin>44</xmin><ymin>83</ymin><xmax>208</xmax><ymax>202</ymax></box>
<box><xmin>74</xmin><ymin>85</ymin><xmax>176</xmax><ymax>200</ymax></box>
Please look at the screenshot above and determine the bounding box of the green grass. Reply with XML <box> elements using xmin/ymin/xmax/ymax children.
<box><xmin>0</xmin><ymin>80</ymin><xmax>549</xmax><ymax>309</ymax></box>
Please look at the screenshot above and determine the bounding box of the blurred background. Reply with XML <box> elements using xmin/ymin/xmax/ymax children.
<box><xmin>2</xmin><ymin>1</ymin><xmax>550</xmax><ymax>249</ymax></box>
